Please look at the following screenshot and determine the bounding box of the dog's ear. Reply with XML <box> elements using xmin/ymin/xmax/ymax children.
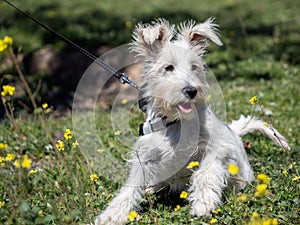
<box><xmin>178</xmin><ymin>18</ymin><xmax>222</xmax><ymax>54</ymax></box>
<box><xmin>130</xmin><ymin>19</ymin><xmax>174</xmax><ymax>58</ymax></box>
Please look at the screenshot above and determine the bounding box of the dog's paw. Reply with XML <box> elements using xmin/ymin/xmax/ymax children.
<box><xmin>189</xmin><ymin>201</ymin><xmax>214</xmax><ymax>217</ymax></box>
<box><xmin>93</xmin><ymin>216</ymin><xmax>124</xmax><ymax>225</ymax></box>
<box><xmin>189</xmin><ymin>193</ymin><xmax>219</xmax><ymax>217</ymax></box>
<box><xmin>93</xmin><ymin>208</ymin><xmax>128</xmax><ymax>225</ymax></box>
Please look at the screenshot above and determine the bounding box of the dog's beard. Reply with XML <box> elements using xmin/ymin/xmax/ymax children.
<box><xmin>150</xmin><ymin>97</ymin><xmax>201</xmax><ymax>121</ymax></box>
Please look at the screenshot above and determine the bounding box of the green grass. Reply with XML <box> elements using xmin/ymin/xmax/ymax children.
<box><xmin>0</xmin><ymin>0</ymin><xmax>300</xmax><ymax>224</ymax></box>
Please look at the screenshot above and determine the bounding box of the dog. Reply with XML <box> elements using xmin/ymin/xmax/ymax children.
<box><xmin>93</xmin><ymin>18</ymin><xmax>290</xmax><ymax>225</ymax></box>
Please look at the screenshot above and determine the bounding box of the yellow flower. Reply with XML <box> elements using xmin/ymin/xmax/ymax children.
<box><xmin>97</xmin><ymin>148</ymin><xmax>105</xmax><ymax>154</ymax></box>
<box><xmin>263</xmin><ymin>122</ymin><xmax>269</xmax><ymax>127</ymax></box>
<box><xmin>64</xmin><ymin>129</ymin><xmax>72</xmax><ymax>140</ymax></box>
<box><xmin>252</xmin><ymin>212</ymin><xmax>260</xmax><ymax>219</ymax></box>
<box><xmin>29</xmin><ymin>169</ymin><xmax>38</xmax><ymax>174</ymax></box>
<box><xmin>0</xmin><ymin>156</ymin><xmax>5</xmax><ymax>167</ymax></box>
<box><xmin>127</xmin><ymin>210</ymin><xmax>138</xmax><ymax>222</ymax></box>
<box><xmin>257</xmin><ymin>173</ymin><xmax>271</xmax><ymax>184</ymax></box>
<box><xmin>38</xmin><ymin>210</ymin><xmax>43</xmax><ymax>217</ymax></box>
<box><xmin>21</xmin><ymin>155</ymin><xmax>31</xmax><ymax>168</ymax></box>
<box><xmin>0</xmin><ymin>201</ymin><xmax>5</xmax><ymax>208</ymax></box>
<box><xmin>180</xmin><ymin>191</ymin><xmax>188</xmax><ymax>199</ymax></box>
<box><xmin>42</xmin><ymin>103</ymin><xmax>48</xmax><ymax>109</ymax></box>
<box><xmin>268</xmin><ymin>204</ymin><xmax>273</xmax><ymax>212</ymax></box>
<box><xmin>56</xmin><ymin>140</ymin><xmax>64</xmax><ymax>151</ymax></box>
<box><xmin>0</xmin><ymin>143</ymin><xmax>8</xmax><ymax>149</ymax></box>
<box><xmin>228</xmin><ymin>163</ymin><xmax>239</xmax><ymax>175</ymax></box>
<box><xmin>255</xmin><ymin>184</ymin><xmax>268</xmax><ymax>196</ymax></box>
<box><xmin>14</xmin><ymin>159</ymin><xmax>21</xmax><ymax>168</ymax></box>
<box><xmin>5</xmin><ymin>153</ymin><xmax>16</xmax><ymax>161</ymax></box>
<box><xmin>186</xmin><ymin>161</ymin><xmax>199</xmax><ymax>169</ymax></box>
<box><xmin>210</xmin><ymin>218</ymin><xmax>217</xmax><ymax>224</ymax></box>
<box><xmin>0</xmin><ymin>36</ymin><xmax>13</xmax><ymax>52</ymax></box>
<box><xmin>1</xmin><ymin>85</ymin><xmax>15</xmax><ymax>97</ymax></box>
<box><xmin>282</xmin><ymin>170</ymin><xmax>288</xmax><ymax>177</ymax></box>
<box><xmin>248</xmin><ymin>216</ymin><xmax>279</xmax><ymax>225</ymax></box>
<box><xmin>237</xmin><ymin>193</ymin><xmax>248</xmax><ymax>202</ymax></box>
<box><xmin>72</xmin><ymin>140</ymin><xmax>79</xmax><ymax>148</ymax></box>
<box><xmin>271</xmin><ymin>218</ymin><xmax>278</xmax><ymax>225</ymax></box>
<box><xmin>45</xmin><ymin>108</ymin><xmax>52</xmax><ymax>114</ymax></box>
<box><xmin>249</xmin><ymin>96</ymin><xmax>258</xmax><ymax>105</ymax></box>
<box><xmin>174</xmin><ymin>205</ymin><xmax>181</xmax><ymax>211</ymax></box>
<box><xmin>42</xmin><ymin>103</ymin><xmax>51</xmax><ymax>113</ymax></box>
<box><xmin>292</xmin><ymin>176</ymin><xmax>300</xmax><ymax>182</ymax></box>
<box><xmin>212</xmin><ymin>208</ymin><xmax>221</xmax><ymax>214</ymax></box>
<box><xmin>90</xmin><ymin>173</ymin><xmax>99</xmax><ymax>181</ymax></box>
<box><xmin>0</xmin><ymin>40</ymin><xmax>8</xmax><ymax>52</ymax></box>
<box><xmin>114</xmin><ymin>130</ymin><xmax>121</xmax><ymax>136</ymax></box>
<box><xmin>40</xmin><ymin>103</ymin><xmax>51</xmax><ymax>113</ymax></box>
<box><xmin>3</xmin><ymin>36</ymin><xmax>13</xmax><ymax>46</ymax></box>
<box><xmin>262</xmin><ymin>218</ymin><xmax>273</xmax><ymax>225</ymax></box>
<box><xmin>121</xmin><ymin>99</ymin><xmax>128</xmax><ymax>104</ymax></box>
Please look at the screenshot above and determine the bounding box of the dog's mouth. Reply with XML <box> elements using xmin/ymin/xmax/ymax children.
<box><xmin>177</xmin><ymin>102</ymin><xmax>193</xmax><ymax>114</ymax></box>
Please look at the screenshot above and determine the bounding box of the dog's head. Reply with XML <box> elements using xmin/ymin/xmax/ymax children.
<box><xmin>130</xmin><ymin>19</ymin><xmax>222</xmax><ymax>121</ymax></box>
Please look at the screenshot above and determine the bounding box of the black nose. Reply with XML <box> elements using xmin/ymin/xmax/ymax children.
<box><xmin>182</xmin><ymin>86</ymin><xmax>197</xmax><ymax>99</ymax></box>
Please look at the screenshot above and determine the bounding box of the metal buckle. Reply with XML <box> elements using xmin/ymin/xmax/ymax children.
<box><xmin>149</xmin><ymin>118</ymin><xmax>167</xmax><ymax>132</ymax></box>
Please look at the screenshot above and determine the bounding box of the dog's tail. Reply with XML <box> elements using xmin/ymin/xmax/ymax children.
<box><xmin>229</xmin><ymin>115</ymin><xmax>290</xmax><ymax>150</ymax></box>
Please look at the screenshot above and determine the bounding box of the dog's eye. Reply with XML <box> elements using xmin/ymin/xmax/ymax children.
<box><xmin>165</xmin><ymin>65</ymin><xmax>175</xmax><ymax>72</ymax></box>
<box><xmin>191</xmin><ymin>64</ymin><xmax>197</xmax><ymax>71</ymax></box>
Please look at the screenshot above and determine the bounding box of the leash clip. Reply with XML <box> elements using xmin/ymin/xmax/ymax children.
<box><xmin>117</xmin><ymin>72</ymin><xmax>141</xmax><ymax>90</ymax></box>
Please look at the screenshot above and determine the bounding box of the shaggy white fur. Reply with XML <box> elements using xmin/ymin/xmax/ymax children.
<box><xmin>93</xmin><ymin>19</ymin><xmax>290</xmax><ymax>225</ymax></box>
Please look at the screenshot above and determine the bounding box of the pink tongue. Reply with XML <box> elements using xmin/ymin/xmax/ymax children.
<box><xmin>178</xmin><ymin>102</ymin><xmax>192</xmax><ymax>113</ymax></box>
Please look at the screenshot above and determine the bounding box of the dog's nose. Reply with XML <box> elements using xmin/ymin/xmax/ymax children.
<box><xmin>182</xmin><ymin>86</ymin><xmax>197</xmax><ymax>99</ymax></box>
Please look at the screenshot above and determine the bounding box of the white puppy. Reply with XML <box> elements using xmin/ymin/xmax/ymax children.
<box><xmin>93</xmin><ymin>19</ymin><xmax>290</xmax><ymax>225</ymax></box>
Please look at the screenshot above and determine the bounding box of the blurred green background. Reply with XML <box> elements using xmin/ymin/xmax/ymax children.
<box><xmin>0</xmin><ymin>1</ymin><xmax>299</xmax><ymax>224</ymax></box>
<box><xmin>0</xmin><ymin>0</ymin><xmax>299</xmax><ymax>55</ymax></box>
<box><xmin>0</xmin><ymin>0</ymin><xmax>299</xmax><ymax>112</ymax></box>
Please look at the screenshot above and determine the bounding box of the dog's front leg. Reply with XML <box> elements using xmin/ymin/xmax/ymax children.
<box><xmin>94</xmin><ymin>165</ymin><xmax>145</xmax><ymax>225</ymax></box>
<box><xmin>188</xmin><ymin>156</ymin><xmax>228</xmax><ymax>217</ymax></box>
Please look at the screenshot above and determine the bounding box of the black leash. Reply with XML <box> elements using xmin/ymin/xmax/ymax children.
<box><xmin>2</xmin><ymin>0</ymin><xmax>141</xmax><ymax>90</ymax></box>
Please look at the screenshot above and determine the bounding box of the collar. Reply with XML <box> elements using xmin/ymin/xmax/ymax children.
<box><xmin>139</xmin><ymin>117</ymin><xmax>178</xmax><ymax>136</ymax></box>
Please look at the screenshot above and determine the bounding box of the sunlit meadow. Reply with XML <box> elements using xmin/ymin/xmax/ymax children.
<box><xmin>1</xmin><ymin>0</ymin><xmax>299</xmax><ymax>224</ymax></box>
